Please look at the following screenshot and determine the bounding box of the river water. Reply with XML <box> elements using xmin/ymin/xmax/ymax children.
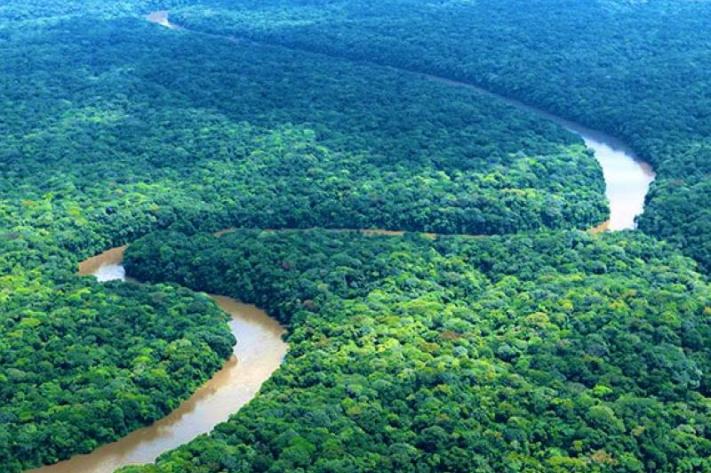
<box><xmin>30</xmin><ymin>246</ymin><xmax>287</xmax><ymax>473</ymax></box>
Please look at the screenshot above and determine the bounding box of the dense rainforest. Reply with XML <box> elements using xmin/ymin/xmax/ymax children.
<box><xmin>1</xmin><ymin>2</ymin><xmax>611</xmax><ymax>242</ymax></box>
<box><xmin>165</xmin><ymin>0</ymin><xmax>711</xmax><ymax>271</ymax></box>
<box><xmin>0</xmin><ymin>0</ymin><xmax>708</xmax><ymax>472</ymax></box>
<box><xmin>121</xmin><ymin>229</ymin><xmax>711</xmax><ymax>472</ymax></box>
<box><xmin>0</xmin><ymin>0</ymin><xmax>609</xmax><ymax>469</ymax></box>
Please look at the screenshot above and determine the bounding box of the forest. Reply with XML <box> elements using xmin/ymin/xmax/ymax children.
<box><xmin>0</xmin><ymin>273</ymin><xmax>234</xmax><ymax>470</ymax></box>
<box><xmin>0</xmin><ymin>2</ymin><xmax>609</xmax><ymax>469</ymax></box>
<box><xmin>121</xmin><ymin>229</ymin><xmax>711</xmax><ymax>472</ymax></box>
<box><xmin>1</xmin><ymin>11</ymin><xmax>609</xmax><ymax>241</ymax></box>
<box><xmin>0</xmin><ymin>0</ymin><xmax>709</xmax><ymax>472</ymax></box>
<box><xmin>166</xmin><ymin>0</ymin><xmax>710</xmax><ymax>271</ymax></box>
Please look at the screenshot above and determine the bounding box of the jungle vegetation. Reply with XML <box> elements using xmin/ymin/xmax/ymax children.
<box><xmin>0</xmin><ymin>272</ymin><xmax>234</xmax><ymax>470</ymax></box>
<box><xmin>0</xmin><ymin>0</ymin><xmax>708</xmax><ymax>472</ymax></box>
<box><xmin>1</xmin><ymin>11</ymin><xmax>609</xmax><ymax>240</ymax></box>
<box><xmin>0</xmin><ymin>1</ymin><xmax>609</xmax><ymax>469</ymax></box>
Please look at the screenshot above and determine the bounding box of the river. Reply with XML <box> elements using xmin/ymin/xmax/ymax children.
<box><xmin>30</xmin><ymin>10</ymin><xmax>658</xmax><ymax>473</ymax></box>
<box><xmin>30</xmin><ymin>246</ymin><xmax>287</xmax><ymax>473</ymax></box>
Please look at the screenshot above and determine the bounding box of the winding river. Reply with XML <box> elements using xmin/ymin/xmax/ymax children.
<box><xmin>30</xmin><ymin>10</ymin><xmax>656</xmax><ymax>473</ymax></box>
<box><xmin>30</xmin><ymin>246</ymin><xmax>287</xmax><ymax>473</ymax></box>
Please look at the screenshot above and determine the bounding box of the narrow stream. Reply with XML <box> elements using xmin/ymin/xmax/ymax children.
<box><xmin>146</xmin><ymin>10</ymin><xmax>655</xmax><ymax>231</ymax></box>
<box><xmin>30</xmin><ymin>246</ymin><xmax>287</xmax><ymax>473</ymax></box>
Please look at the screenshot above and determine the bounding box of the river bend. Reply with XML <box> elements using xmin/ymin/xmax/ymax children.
<box><xmin>30</xmin><ymin>246</ymin><xmax>287</xmax><ymax>473</ymax></box>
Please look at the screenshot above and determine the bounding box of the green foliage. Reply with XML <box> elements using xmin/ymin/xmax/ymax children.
<box><xmin>0</xmin><ymin>2</ymin><xmax>619</xmax><ymax>468</ymax></box>
<box><xmin>168</xmin><ymin>0</ymin><xmax>711</xmax><ymax>270</ymax></box>
<box><xmin>0</xmin><ymin>2</ymin><xmax>613</xmax><ymax>469</ymax></box>
<box><xmin>0</xmin><ymin>1</ymin><xmax>709</xmax><ymax>471</ymax></box>
<box><xmin>0</xmin><ymin>12</ymin><xmax>608</xmax><ymax>241</ymax></box>
<box><xmin>123</xmin><ymin>229</ymin><xmax>711</xmax><ymax>472</ymax></box>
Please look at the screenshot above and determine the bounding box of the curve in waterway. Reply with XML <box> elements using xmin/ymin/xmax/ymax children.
<box><xmin>425</xmin><ymin>76</ymin><xmax>656</xmax><ymax>231</ymax></box>
<box><xmin>30</xmin><ymin>246</ymin><xmax>287</xmax><ymax>473</ymax></box>
<box><xmin>146</xmin><ymin>10</ymin><xmax>655</xmax><ymax>231</ymax></box>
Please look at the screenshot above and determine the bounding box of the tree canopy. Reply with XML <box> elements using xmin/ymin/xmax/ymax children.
<box><xmin>0</xmin><ymin>1</ymin><xmax>708</xmax><ymax>471</ymax></box>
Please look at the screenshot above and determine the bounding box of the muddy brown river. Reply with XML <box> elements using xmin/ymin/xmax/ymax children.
<box><xmin>30</xmin><ymin>10</ymin><xmax>658</xmax><ymax>472</ymax></box>
<box><xmin>30</xmin><ymin>246</ymin><xmax>287</xmax><ymax>473</ymax></box>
